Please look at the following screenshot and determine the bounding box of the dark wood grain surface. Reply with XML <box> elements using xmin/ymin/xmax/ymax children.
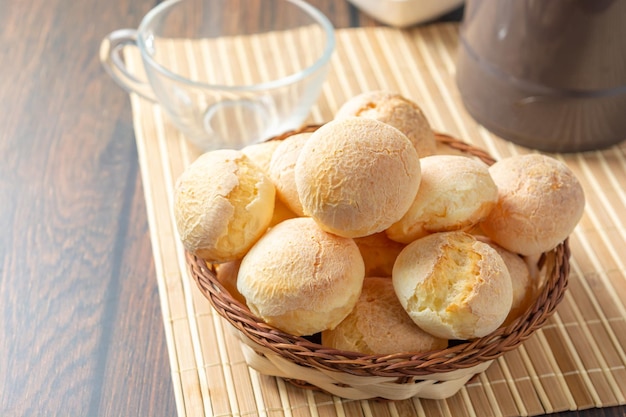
<box><xmin>0</xmin><ymin>1</ymin><xmax>623</xmax><ymax>416</ymax></box>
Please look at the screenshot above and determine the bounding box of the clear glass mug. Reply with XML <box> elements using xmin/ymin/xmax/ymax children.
<box><xmin>100</xmin><ymin>0</ymin><xmax>335</xmax><ymax>151</ymax></box>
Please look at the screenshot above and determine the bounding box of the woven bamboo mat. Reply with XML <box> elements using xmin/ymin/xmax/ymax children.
<box><xmin>126</xmin><ymin>23</ymin><xmax>626</xmax><ymax>417</ymax></box>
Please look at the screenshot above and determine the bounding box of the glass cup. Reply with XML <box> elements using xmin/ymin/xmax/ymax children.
<box><xmin>100</xmin><ymin>0</ymin><xmax>335</xmax><ymax>151</ymax></box>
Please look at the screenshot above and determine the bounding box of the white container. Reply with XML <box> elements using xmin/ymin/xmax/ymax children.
<box><xmin>348</xmin><ymin>0</ymin><xmax>464</xmax><ymax>28</ymax></box>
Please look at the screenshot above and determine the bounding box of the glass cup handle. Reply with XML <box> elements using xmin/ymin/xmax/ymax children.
<box><xmin>99</xmin><ymin>29</ymin><xmax>157</xmax><ymax>102</ymax></box>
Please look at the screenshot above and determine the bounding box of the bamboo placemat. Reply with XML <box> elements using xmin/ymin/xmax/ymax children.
<box><xmin>126</xmin><ymin>23</ymin><xmax>626</xmax><ymax>417</ymax></box>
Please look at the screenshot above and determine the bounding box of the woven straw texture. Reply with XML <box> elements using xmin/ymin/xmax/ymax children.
<box><xmin>125</xmin><ymin>23</ymin><xmax>626</xmax><ymax>417</ymax></box>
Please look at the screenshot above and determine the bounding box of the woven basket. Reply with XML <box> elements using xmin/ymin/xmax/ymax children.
<box><xmin>187</xmin><ymin>126</ymin><xmax>571</xmax><ymax>401</ymax></box>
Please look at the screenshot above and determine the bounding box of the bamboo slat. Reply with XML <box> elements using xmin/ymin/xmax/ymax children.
<box><xmin>126</xmin><ymin>23</ymin><xmax>626</xmax><ymax>416</ymax></box>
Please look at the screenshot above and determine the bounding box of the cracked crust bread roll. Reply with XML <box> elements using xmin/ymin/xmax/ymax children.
<box><xmin>354</xmin><ymin>232</ymin><xmax>406</xmax><ymax>278</ymax></box>
<box><xmin>237</xmin><ymin>217</ymin><xmax>365</xmax><ymax>336</ymax></box>
<box><xmin>241</xmin><ymin>139</ymin><xmax>282</xmax><ymax>175</ymax></box>
<box><xmin>476</xmin><ymin>236</ymin><xmax>534</xmax><ymax>327</ymax></box>
<box><xmin>241</xmin><ymin>139</ymin><xmax>298</xmax><ymax>226</ymax></box>
<box><xmin>295</xmin><ymin>118</ymin><xmax>421</xmax><ymax>238</ymax></box>
<box><xmin>268</xmin><ymin>198</ymin><xmax>298</xmax><ymax>227</ymax></box>
<box><xmin>480</xmin><ymin>154</ymin><xmax>585</xmax><ymax>256</ymax></box>
<box><xmin>386</xmin><ymin>155</ymin><xmax>498</xmax><ymax>244</ymax></box>
<box><xmin>322</xmin><ymin>277</ymin><xmax>448</xmax><ymax>355</ymax></box>
<box><xmin>268</xmin><ymin>132</ymin><xmax>312</xmax><ymax>216</ymax></box>
<box><xmin>173</xmin><ymin>149</ymin><xmax>275</xmax><ymax>263</ymax></box>
<box><xmin>335</xmin><ymin>90</ymin><xmax>437</xmax><ymax>157</ymax></box>
<box><xmin>392</xmin><ymin>231</ymin><xmax>513</xmax><ymax>340</ymax></box>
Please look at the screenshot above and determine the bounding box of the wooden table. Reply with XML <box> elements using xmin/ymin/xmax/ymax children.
<box><xmin>0</xmin><ymin>1</ymin><xmax>623</xmax><ymax>416</ymax></box>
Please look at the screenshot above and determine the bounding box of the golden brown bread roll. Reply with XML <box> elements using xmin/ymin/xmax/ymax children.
<box><xmin>392</xmin><ymin>231</ymin><xmax>513</xmax><ymax>340</ymax></box>
<box><xmin>237</xmin><ymin>217</ymin><xmax>365</xmax><ymax>336</ymax></box>
<box><xmin>268</xmin><ymin>132</ymin><xmax>312</xmax><ymax>216</ymax></box>
<box><xmin>268</xmin><ymin>198</ymin><xmax>298</xmax><ymax>227</ymax></box>
<box><xmin>335</xmin><ymin>90</ymin><xmax>437</xmax><ymax>157</ymax></box>
<box><xmin>476</xmin><ymin>236</ymin><xmax>534</xmax><ymax>327</ymax></box>
<box><xmin>480</xmin><ymin>154</ymin><xmax>585</xmax><ymax>256</ymax></box>
<box><xmin>173</xmin><ymin>149</ymin><xmax>275</xmax><ymax>262</ymax></box>
<box><xmin>241</xmin><ymin>139</ymin><xmax>298</xmax><ymax>225</ymax></box>
<box><xmin>241</xmin><ymin>139</ymin><xmax>299</xmax><ymax>226</ymax></box>
<box><xmin>295</xmin><ymin>118</ymin><xmax>421</xmax><ymax>238</ymax></box>
<box><xmin>241</xmin><ymin>139</ymin><xmax>282</xmax><ymax>176</ymax></box>
<box><xmin>353</xmin><ymin>232</ymin><xmax>406</xmax><ymax>277</ymax></box>
<box><xmin>386</xmin><ymin>154</ymin><xmax>498</xmax><ymax>243</ymax></box>
<box><xmin>322</xmin><ymin>277</ymin><xmax>448</xmax><ymax>354</ymax></box>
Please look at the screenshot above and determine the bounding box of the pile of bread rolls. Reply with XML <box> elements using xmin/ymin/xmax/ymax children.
<box><xmin>174</xmin><ymin>90</ymin><xmax>585</xmax><ymax>355</ymax></box>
